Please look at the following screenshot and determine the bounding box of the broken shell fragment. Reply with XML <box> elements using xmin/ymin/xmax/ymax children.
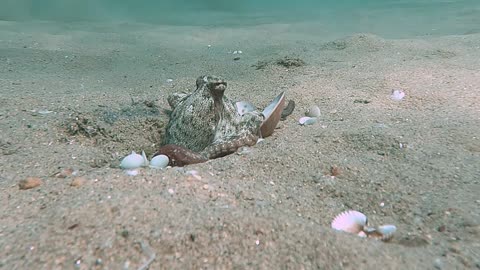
<box><xmin>305</xmin><ymin>105</ymin><xmax>321</xmax><ymax>117</ymax></box>
<box><xmin>365</xmin><ymin>225</ymin><xmax>397</xmax><ymax>241</ymax></box>
<box><xmin>120</xmin><ymin>151</ymin><xmax>148</xmax><ymax>169</ymax></box>
<box><xmin>390</xmin><ymin>89</ymin><xmax>405</xmax><ymax>101</ymax></box>
<box><xmin>149</xmin><ymin>154</ymin><xmax>169</xmax><ymax>169</ymax></box>
<box><xmin>331</xmin><ymin>210</ymin><xmax>367</xmax><ymax>234</ymax></box>
<box><xmin>299</xmin><ymin>116</ymin><xmax>317</xmax><ymax>126</ymax></box>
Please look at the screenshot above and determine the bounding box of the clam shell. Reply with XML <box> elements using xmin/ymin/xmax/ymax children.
<box><xmin>305</xmin><ymin>105</ymin><xmax>321</xmax><ymax>118</ymax></box>
<box><xmin>120</xmin><ymin>151</ymin><xmax>148</xmax><ymax>169</ymax></box>
<box><xmin>299</xmin><ymin>116</ymin><xmax>317</xmax><ymax>125</ymax></box>
<box><xmin>236</xmin><ymin>101</ymin><xmax>256</xmax><ymax>116</ymax></box>
<box><xmin>260</xmin><ymin>92</ymin><xmax>285</xmax><ymax>138</ymax></box>
<box><xmin>331</xmin><ymin>210</ymin><xmax>367</xmax><ymax>234</ymax></box>
<box><xmin>149</xmin><ymin>154</ymin><xmax>169</xmax><ymax>169</ymax></box>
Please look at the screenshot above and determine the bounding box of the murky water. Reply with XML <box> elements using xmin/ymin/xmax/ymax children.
<box><xmin>1</xmin><ymin>0</ymin><xmax>479</xmax><ymax>37</ymax></box>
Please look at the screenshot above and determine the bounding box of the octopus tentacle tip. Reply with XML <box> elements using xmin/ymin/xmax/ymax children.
<box><xmin>155</xmin><ymin>144</ymin><xmax>207</xmax><ymax>167</ymax></box>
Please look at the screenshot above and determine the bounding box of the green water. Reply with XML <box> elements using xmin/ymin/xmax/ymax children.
<box><xmin>1</xmin><ymin>0</ymin><xmax>479</xmax><ymax>37</ymax></box>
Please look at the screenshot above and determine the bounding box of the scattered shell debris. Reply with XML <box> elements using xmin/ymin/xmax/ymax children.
<box><xmin>391</xmin><ymin>89</ymin><xmax>406</xmax><ymax>101</ymax></box>
<box><xmin>331</xmin><ymin>210</ymin><xmax>397</xmax><ymax>241</ymax></box>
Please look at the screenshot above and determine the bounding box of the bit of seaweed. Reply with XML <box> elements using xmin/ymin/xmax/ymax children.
<box><xmin>275</xmin><ymin>56</ymin><xmax>306</xmax><ymax>68</ymax></box>
<box><xmin>253</xmin><ymin>56</ymin><xmax>306</xmax><ymax>70</ymax></box>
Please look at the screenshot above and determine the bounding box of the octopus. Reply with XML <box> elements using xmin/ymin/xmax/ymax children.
<box><xmin>155</xmin><ymin>75</ymin><xmax>291</xmax><ymax>166</ymax></box>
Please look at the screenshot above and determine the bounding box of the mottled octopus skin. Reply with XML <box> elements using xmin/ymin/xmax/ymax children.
<box><xmin>161</xmin><ymin>75</ymin><xmax>264</xmax><ymax>165</ymax></box>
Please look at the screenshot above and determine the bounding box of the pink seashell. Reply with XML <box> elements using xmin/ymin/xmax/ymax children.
<box><xmin>331</xmin><ymin>210</ymin><xmax>367</xmax><ymax>234</ymax></box>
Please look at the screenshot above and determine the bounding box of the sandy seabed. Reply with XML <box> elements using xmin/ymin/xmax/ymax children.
<box><xmin>0</xmin><ymin>19</ymin><xmax>479</xmax><ymax>269</ymax></box>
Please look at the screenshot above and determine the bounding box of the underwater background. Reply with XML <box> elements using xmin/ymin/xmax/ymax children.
<box><xmin>1</xmin><ymin>0</ymin><xmax>479</xmax><ymax>37</ymax></box>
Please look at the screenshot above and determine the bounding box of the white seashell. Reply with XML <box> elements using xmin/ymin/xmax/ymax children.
<box><xmin>331</xmin><ymin>210</ymin><xmax>367</xmax><ymax>234</ymax></box>
<box><xmin>299</xmin><ymin>116</ymin><xmax>317</xmax><ymax>125</ymax></box>
<box><xmin>391</xmin><ymin>89</ymin><xmax>405</xmax><ymax>101</ymax></box>
<box><xmin>305</xmin><ymin>105</ymin><xmax>321</xmax><ymax>117</ymax></box>
<box><xmin>236</xmin><ymin>101</ymin><xmax>256</xmax><ymax>116</ymax></box>
<box><xmin>120</xmin><ymin>151</ymin><xmax>148</xmax><ymax>169</ymax></box>
<box><xmin>149</xmin><ymin>155</ymin><xmax>169</xmax><ymax>169</ymax></box>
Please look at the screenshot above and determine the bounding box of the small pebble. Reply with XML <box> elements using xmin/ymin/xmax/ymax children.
<box><xmin>168</xmin><ymin>188</ymin><xmax>175</xmax><ymax>194</ymax></box>
<box><xmin>202</xmin><ymin>184</ymin><xmax>209</xmax><ymax>190</ymax></box>
<box><xmin>19</xmin><ymin>177</ymin><xmax>42</xmax><ymax>190</ymax></box>
<box><xmin>433</xmin><ymin>258</ymin><xmax>443</xmax><ymax>269</ymax></box>
<box><xmin>70</xmin><ymin>177</ymin><xmax>86</xmax><ymax>187</ymax></box>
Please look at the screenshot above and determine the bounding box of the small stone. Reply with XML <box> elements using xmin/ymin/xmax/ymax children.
<box><xmin>19</xmin><ymin>177</ymin><xmax>42</xmax><ymax>190</ymax></box>
<box><xmin>70</xmin><ymin>177</ymin><xmax>86</xmax><ymax>187</ymax></box>
<box><xmin>202</xmin><ymin>184</ymin><xmax>209</xmax><ymax>190</ymax></box>
<box><xmin>434</xmin><ymin>258</ymin><xmax>443</xmax><ymax>269</ymax></box>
